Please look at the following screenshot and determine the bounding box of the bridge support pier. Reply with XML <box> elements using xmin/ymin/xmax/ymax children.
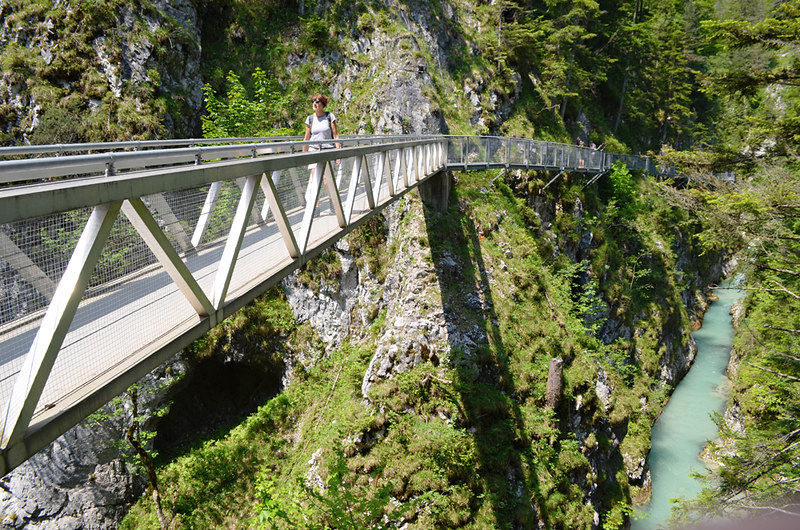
<box><xmin>418</xmin><ymin>170</ymin><xmax>451</xmax><ymax>212</ymax></box>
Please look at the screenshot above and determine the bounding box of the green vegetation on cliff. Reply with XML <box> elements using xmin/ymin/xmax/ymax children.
<box><xmin>120</xmin><ymin>161</ymin><xmax>719</xmax><ymax>528</ymax></box>
<box><xmin>0</xmin><ymin>0</ymin><xmax>198</xmax><ymax>142</ymax></box>
<box><xmin>1</xmin><ymin>0</ymin><xmax>731</xmax><ymax>148</ymax></box>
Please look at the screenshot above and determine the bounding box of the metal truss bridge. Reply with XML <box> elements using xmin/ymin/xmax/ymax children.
<box><xmin>0</xmin><ymin>134</ymin><xmax>660</xmax><ymax>475</ymax></box>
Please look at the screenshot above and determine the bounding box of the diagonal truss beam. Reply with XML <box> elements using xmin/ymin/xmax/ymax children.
<box><xmin>212</xmin><ymin>174</ymin><xmax>261</xmax><ymax>309</ymax></box>
<box><xmin>121</xmin><ymin>198</ymin><xmax>213</xmax><ymax>317</ymax></box>
<box><xmin>0</xmin><ymin>201</ymin><xmax>122</xmax><ymax>450</ymax></box>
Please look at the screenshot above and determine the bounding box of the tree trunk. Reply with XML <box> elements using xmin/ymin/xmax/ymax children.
<box><xmin>152</xmin><ymin>487</ymin><xmax>168</xmax><ymax>529</ymax></box>
<box><xmin>616</xmin><ymin>0</ymin><xmax>641</xmax><ymax>132</ymax></box>
<box><xmin>614</xmin><ymin>64</ymin><xmax>629</xmax><ymax>132</ymax></box>
<box><xmin>127</xmin><ymin>388</ymin><xmax>169</xmax><ymax>529</ymax></box>
<box><xmin>545</xmin><ymin>357</ymin><xmax>563</xmax><ymax>409</ymax></box>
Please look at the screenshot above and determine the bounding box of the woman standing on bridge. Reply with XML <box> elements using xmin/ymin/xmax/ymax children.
<box><xmin>303</xmin><ymin>93</ymin><xmax>340</xmax><ymax>151</ymax></box>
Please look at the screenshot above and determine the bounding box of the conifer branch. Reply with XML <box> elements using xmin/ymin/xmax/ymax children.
<box><xmin>745</xmin><ymin>362</ymin><xmax>800</xmax><ymax>382</ymax></box>
<box><xmin>763</xmin><ymin>325</ymin><xmax>800</xmax><ymax>335</ymax></box>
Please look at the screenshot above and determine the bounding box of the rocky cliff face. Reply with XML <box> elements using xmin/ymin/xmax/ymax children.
<box><xmin>0</xmin><ymin>359</ymin><xmax>184</xmax><ymax>528</ymax></box>
<box><xmin>0</xmin><ymin>0</ymin><xmax>202</xmax><ymax>142</ymax></box>
<box><xmin>280</xmin><ymin>181</ymin><xmax>729</xmax><ymax>524</ymax></box>
<box><xmin>299</xmin><ymin>0</ymin><xmax>515</xmax><ymax>136</ymax></box>
<box><xmin>0</xmin><ymin>424</ymin><xmax>140</xmax><ymax>529</ymax></box>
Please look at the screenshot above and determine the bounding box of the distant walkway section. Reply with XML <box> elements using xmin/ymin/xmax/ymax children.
<box><xmin>0</xmin><ymin>134</ymin><xmax>662</xmax><ymax>475</ymax></box>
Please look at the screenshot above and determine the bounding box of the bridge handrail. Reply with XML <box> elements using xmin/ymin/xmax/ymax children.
<box><xmin>0</xmin><ymin>136</ymin><xmax>303</xmax><ymax>157</ymax></box>
<box><xmin>0</xmin><ymin>134</ymin><xmax>672</xmax><ymax>189</ymax></box>
<box><xmin>0</xmin><ymin>137</ymin><xmax>442</xmax><ymax>224</ymax></box>
<box><xmin>0</xmin><ymin>135</ymin><xmax>445</xmax><ymax>185</ymax></box>
<box><xmin>0</xmin><ymin>134</ymin><xmax>424</xmax><ymax>157</ymax></box>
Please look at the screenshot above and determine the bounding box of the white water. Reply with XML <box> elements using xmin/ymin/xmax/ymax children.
<box><xmin>632</xmin><ymin>282</ymin><xmax>744</xmax><ymax>529</ymax></box>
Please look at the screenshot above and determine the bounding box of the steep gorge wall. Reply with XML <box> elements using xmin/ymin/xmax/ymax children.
<box><xmin>278</xmin><ymin>176</ymin><xmax>728</xmax><ymax>525</ymax></box>
<box><xmin>0</xmin><ymin>179</ymin><xmax>723</xmax><ymax>527</ymax></box>
<box><xmin>0</xmin><ymin>0</ymin><xmax>202</xmax><ymax>142</ymax></box>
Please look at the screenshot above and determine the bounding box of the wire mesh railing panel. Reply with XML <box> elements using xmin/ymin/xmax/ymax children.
<box><xmin>566</xmin><ymin>146</ymin><xmax>582</xmax><ymax>170</ymax></box>
<box><xmin>415</xmin><ymin>146</ymin><xmax>425</xmax><ymax>182</ymax></box>
<box><xmin>508</xmin><ymin>139</ymin><xmax>526</xmax><ymax>166</ymax></box>
<box><xmin>314</xmin><ymin>163</ymin><xmax>334</xmax><ymax>219</ymax></box>
<box><xmin>486</xmin><ymin>138</ymin><xmax>506</xmax><ymax>166</ymax></box>
<box><xmin>0</xmin><ymin>210</ymin><xmax>91</xmax><ymax>412</ymax></box>
<box><xmin>387</xmin><ymin>149</ymin><xmax>402</xmax><ymax>191</ymax></box>
<box><xmin>585</xmin><ymin>149</ymin><xmax>603</xmax><ymax>171</ymax></box>
<box><xmin>144</xmin><ymin>193</ymin><xmax>194</xmax><ymax>254</ymax></box>
<box><xmin>367</xmin><ymin>152</ymin><xmax>386</xmax><ymax>205</ymax></box>
<box><xmin>528</xmin><ymin>142</ymin><xmax>543</xmax><ymax>166</ymax></box>
<box><xmin>465</xmin><ymin>137</ymin><xmax>487</xmax><ymax>166</ymax></box>
<box><xmin>0</xmin><ymin>219</ymin><xmax>74</xmax><ymax>326</ymax></box>
<box><xmin>447</xmin><ymin>138</ymin><xmax>465</xmax><ymax>166</ymax></box>
<box><xmin>540</xmin><ymin>143</ymin><xmax>557</xmax><ymax>167</ymax></box>
<box><xmin>0</xmin><ymin>319</ymin><xmax>39</xmax><ymax>418</ymax></box>
<box><xmin>274</xmin><ymin>166</ymin><xmax>310</xmax><ymax>223</ymax></box>
<box><xmin>402</xmin><ymin>148</ymin><xmax>413</xmax><ymax>182</ymax></box>
<box><xmin>335</xmin><ymin>157</ymin><xmax>356</xmax><ymax>214</ymax></box>
<box><xmin>304</xmin><ymin>179</ymin><xmax>344</xmax><ymax>252</ymax></box>
<box><xmin>192</xmin><ymin>181</ymin><xmax>241</xmax><ymax>248</ymax></box>
<box><xmin>275</xmin><ymin>167</ymin><xmax>307</xmax><ymax>214</ymax></box>
<box><xmin>229</xmin><ymin>183</ymin><xmax>289</xmax><ymax>297</ymax></box>
<box><xmin>285</xmin><ymin>165</ymin><xmax>322</xmax><ymax>249</ymax></box>
<box><xmin>619</xmin><ymin>154</ymin><xmax>635</xmax><ymax>171</ymax></box>
<box><xmin>350</xmin><ymin>157</ymin><xmax>371</xmax><ymax>220</ymax></box>
<box><xmin>34</xmin><ymin>211</ymin><xmax>196</xmax><ymax>415</ymax></box>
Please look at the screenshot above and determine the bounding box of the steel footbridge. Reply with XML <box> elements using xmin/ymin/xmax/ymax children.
<box><xmin>0</xmin><ymin>134</ymin><xmax>660</xmax><ymax>474</ymax></box>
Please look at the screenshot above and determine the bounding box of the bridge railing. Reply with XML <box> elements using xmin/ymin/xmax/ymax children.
<box><xmin>0</xmin><ymin>135</ymin><xmax>448</xmax><ymax>474</ymax></box>
<box><xmin>444</xmin><ymin>135</ymin><xmax>678</xmax><ymax>178</ymax></box>
<box><xmin>0</xmin><ymin>135</ymin><xmax>444</xmax><ymax>185</ymax></box>
<box><xmin>1</xmin><ymin>134</ymin><xmax>668</xmax><ymax>185</ymax></box>
<box><xmin>445</xmin><ymin>135</ymin><xmax>615</xmax><ymax>173</ymax></box>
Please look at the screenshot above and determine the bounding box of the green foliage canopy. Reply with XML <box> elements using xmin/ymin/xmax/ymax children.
<box><xmin>201</xmin><ymin>68</ymin><xmax>294</xmax><ymax>138</ymax></box>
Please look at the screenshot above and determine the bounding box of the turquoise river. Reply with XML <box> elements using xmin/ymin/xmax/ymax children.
<box><xmin>632</xmin><ymin>281</ymin><xmax>744</xmax><ymax>529</ymax></box>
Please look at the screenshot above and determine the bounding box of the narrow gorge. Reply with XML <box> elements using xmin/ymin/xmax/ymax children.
<box><xmin>4</xmin><ymin>0</ymin><xmax>795</xmax><ymax>528</ymax></box>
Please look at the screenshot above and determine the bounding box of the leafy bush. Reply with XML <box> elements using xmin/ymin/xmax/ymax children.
<box><xmin>606</xmin><ymin>161</ymin><xmax>637</xmax><ymax>213</ymax></box>
<box><xmin>202</xmin><ymin>68</ymin><xmax>294</xmax><ymax>138</ymax></box>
